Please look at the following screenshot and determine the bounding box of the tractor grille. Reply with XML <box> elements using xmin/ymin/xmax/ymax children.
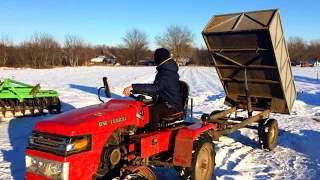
<box><xmin>27</xmin><ymin>131</ymin><xmax>70</xmax><ymax>156</ymax></box>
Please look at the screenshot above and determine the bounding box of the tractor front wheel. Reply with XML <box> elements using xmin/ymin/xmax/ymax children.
<box><xmin>178</xmin><ymin>135</ymin><xmax>216</xmax><ymax>180</ymax></box>
<box><xmin>93</xmin><ymin>132</ymin><xmax>126</xmax><ymax>180</ymax></box>
<box><xmin>258</xmin><ymin>118</ymin><xmax>279</xmax><ymax>151</ymax></box>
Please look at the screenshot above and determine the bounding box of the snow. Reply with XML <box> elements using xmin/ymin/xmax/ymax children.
<box><xmin>0</xmin><ymin>66</ymin><xmax>320</xmax><ymax>180</ymax></box>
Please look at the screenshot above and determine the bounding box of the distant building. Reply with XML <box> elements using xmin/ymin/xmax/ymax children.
<box><xmin>176</xmin><ymin>56</ymin><xmax>191</xmax><ymax>66</ymax></box>
<box><xmin>90</xmin><ymin>56</ymin><xmax>105</xmax><ymax>63</ymax></box>
<box><xmin>90</xmin><ymin>51</ymin><xmax>117</xmax><ymax>65</ymax></box>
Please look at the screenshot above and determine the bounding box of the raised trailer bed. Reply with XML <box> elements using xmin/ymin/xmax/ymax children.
<box><xmin>201</xmin><ymin>9</ymin><xmax>296</xmax><ymax>150</ymax></box>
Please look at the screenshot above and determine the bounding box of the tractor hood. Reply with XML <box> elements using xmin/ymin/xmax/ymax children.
<box><xmin>34</xmin><ymin>99</ymin><xmax>144</xmax><ymax>136</ymax></box>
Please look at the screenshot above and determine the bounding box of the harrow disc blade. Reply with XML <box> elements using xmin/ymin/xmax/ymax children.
<box><xmin>48</xmin><ymin>97</ymin><xmax>61</xmax><ymax>114</ymax></box>
<box><xmin>21</xmin><ymin>101</ymin><xmax>26</xmax><ymax>116</ymax></box>
<box><xmin>0</xmin><ymin>97</ymin><xmax>62</xmax><ymax>117</ymax></box>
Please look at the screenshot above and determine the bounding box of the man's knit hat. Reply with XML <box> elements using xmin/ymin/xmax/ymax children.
<box><xmin>154</xmin><ymin>48</ymin><xmax>171</xmax><ymax>65</ymax></box>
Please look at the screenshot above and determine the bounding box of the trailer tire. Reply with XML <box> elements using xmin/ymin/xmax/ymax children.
<box><xmin>178</xmin><ymin>134</ymin><xmax>215</xmax><ymax>180</ymax></box>
<box><xmin>258</xmin><ymin>119</ymin><xmax>278</xmax><ymax>151</ymax></box>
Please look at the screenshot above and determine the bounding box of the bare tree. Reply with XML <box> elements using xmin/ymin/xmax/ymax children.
<box><xmin>109</xmin><ymin>45</ymin><xmax>129</xmax><ymax>65</ymax></box>
<box><xmin>155</xmin><ymin>25</ymin><xmax>195</xmax><ymax>61</ymax></box>
<box><xmin>308</xmin><ymin>39</ymin><xmax>320</xmax><ymax>61</ymax></box>
<box><xmin>4</xmin><ymin>32</ymin><xmax>60</xmax><ymax>68</ymax></box>
<box><xmin>287</xmin><ymin>36</ymin><xmax>308</xmax><ymax>62</ymax></box>
<box><xmin>64</xmin><ymin>34</ymin><xmax>85</xmax><ymax>66</ymax></box>
<box><xmin>38</xmin><ymin>32</ymin><xmax>60</xmax><ymax>67</ymax></box>
<box><xmin>122</xmin><ymin>28</ymin><xmax>149</xmax><ymax>65</ymax></box>
<box><xmin>0</xmin><ymin>33</ymin><xmax>13</xmax><ymax>66</ymax></box>
<box><xmin>18</xmin><ymin>42</ymin><xmax>31</xmax><ymax>67</ymax></box>
<box><xmin>192</xmin><ymin>46</ymin><xmax>212</xmax><ymax>66</ymax></box>
<box><xmin>23</xmin><ymin>32</ymin><xmax>43</xmax><ymax>68</ymax></box>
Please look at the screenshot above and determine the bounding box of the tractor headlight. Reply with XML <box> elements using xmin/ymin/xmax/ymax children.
<box><xmin>65</xmin><ymin>135</ymin><xmax>90</xmax><ymax>152</ymax></box>
<box><xmin>47</xmin><ymin>163</ymin><xmax>62</xmax><ymax>176</ymax></box>
<box><xmin>26</xmin><ymin>155</ymin><xmax>69</xmax><ymax>179</ymax></box>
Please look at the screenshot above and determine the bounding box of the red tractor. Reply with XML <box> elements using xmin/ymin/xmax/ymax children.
<box><xmin>26</xmin><ymin>77</ymin><xmax>217</xmax><ymax>180</ymax></box>
<box><xmin>25</xmin><ymin>9</ymin><xmax>296</xmax><ymax>180</ymax></box>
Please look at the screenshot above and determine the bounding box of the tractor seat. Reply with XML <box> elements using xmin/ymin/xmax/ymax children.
<box><xmin>161</xmin><ymin>81</ymin><xmax>190</xmax><ymax>124</ymax></box>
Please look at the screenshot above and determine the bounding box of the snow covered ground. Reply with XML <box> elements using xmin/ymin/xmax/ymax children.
<box><xmin>0</xmin><ymin>66</ymin><xmax>320</xmax><ymax>180</ymax></box>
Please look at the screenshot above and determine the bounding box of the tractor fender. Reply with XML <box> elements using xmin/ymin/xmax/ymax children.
<box><xmin>173</xmin><ymin>123</ymin><xmax>216</xmax><ymax>167</ymax></box>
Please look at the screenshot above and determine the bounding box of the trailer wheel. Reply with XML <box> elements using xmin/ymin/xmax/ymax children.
<box><xmin>258</xmin><ymin>119</ymin><xmax>278</xmax><ymax>151</ymax></box>
<box><xmin>178</xmin><ymin>135</ymin><xmax>215</xmax><ymax>180</ymax></box>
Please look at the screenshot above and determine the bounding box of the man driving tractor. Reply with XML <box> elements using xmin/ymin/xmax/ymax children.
<box><xmin>123</xmin><ymin>48</ymin><xmax>183</xmax><ymax>131</ymax></box>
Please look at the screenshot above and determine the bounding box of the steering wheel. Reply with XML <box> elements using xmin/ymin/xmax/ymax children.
<box><xmin>129</xmin><ymin>92</ymin><xmax>155</xmax><ymax>104</ymax></box>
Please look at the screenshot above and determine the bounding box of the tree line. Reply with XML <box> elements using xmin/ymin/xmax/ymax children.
<box><xmin>287</xmin><ymin>37</ymin><xmax>320</xmax><ymax>63</ymax></box>
<box><xmin>0</xmin><ymin>25</ymin><xmax>318</xmax><ymax>68</ymax></box>
<box><xmin>0</xmin><ymin>25</ymin><xmax>212</xmax><ymax>68</ymax></box>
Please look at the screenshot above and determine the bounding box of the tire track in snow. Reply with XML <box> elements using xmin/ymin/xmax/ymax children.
<box><xmin>197</xmin><ymin>67</ymin><xmax>223</xmax><ymax>92</ymax></box>
<box><xmin>180</xmin><ymin>67</ymin><xmax>228</xmax><ymax>120</ymax></box>
<box><xmin>180</xmin><ymin>67</ymin><xmax>214</xmax><ymax>117</ymax></box>
<box><xmin>189</xmin><ymin>67</ymin><xmax>217</xmax><ymax>95</ymax></box>
<box><xmin>194</xmin><ymin>68</ymin><xmax>226</xmax><ymax>103</ymax></box>
<box><xmin>181</xmin><ymin>67</ymin><xmax>216</xmax><ymax>102</ymax></box>
<box><xmin>178</xmin><ymin>66</ymin><xmax>188</xmax><ymax>78</ymax></box>
<box><xmin>194</xmin><ymin>68</ymin><xmax>217</xmax><ymax>93</ymax></box>
<box><xmin>214</xmin><ymin>137</ymin><xmax>255</xmax><ymax>179</ymax></box>
<box><xmin>179</xmin><ymin>67</ymin><xmax>196</xmax><ymax>95</ymax></box>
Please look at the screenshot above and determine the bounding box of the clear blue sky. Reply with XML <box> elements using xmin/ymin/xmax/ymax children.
<box><xmin>1</xmin><ymin>0</ymin><xmax>319</xmax><ymax>50</ymax></box>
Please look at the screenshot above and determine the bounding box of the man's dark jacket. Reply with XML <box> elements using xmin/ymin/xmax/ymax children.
<box><xmin>131</xmin><ymin>59</ymin><xmax>183</xmax><ymax>112</ymax></box>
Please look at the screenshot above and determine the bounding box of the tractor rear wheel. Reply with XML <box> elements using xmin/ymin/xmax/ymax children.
<box><xmin>258</xmin><ymin>118</ymin><xmax>278</xmax><ymax>151</ymax></box>
<box><xmin>178</xmin><ymin>135</ymin><xmax>215</xmax><ymax>180</ymax></box>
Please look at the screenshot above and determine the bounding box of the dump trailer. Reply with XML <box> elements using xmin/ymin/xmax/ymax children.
<box><xmin>201</xmin><ymin>9</ymin><xmax>297</xmax><ymax>148</ymax></box>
